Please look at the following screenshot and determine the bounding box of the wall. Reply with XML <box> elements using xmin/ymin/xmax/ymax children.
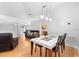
<box><xmin>47</xmin><ymin>3</ymin><xmax>79</xmax><ymax>36</ymax></box>
<box><xmin>0</xmin><ymin>15</ymin><xmax>18</xmax><ymax>37</ymax></box>
<box><xmin>31</xmin><ymin>18</ymin><xmax>40</xmax><ymax>30</ymax></box>
<box><xmin>0</xmin><ymin>23</ymin><xmax>18</xmax><ymax>37</ymax></box>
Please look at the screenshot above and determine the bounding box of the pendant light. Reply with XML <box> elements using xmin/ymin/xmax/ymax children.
<box><xmin>40</xmin><ymin>2</ymin><xmax>45</xmax><ymax>20</ymax></box>
<box><xmin>45</xmin><ymin>2</ymin><xmax>49</xmax><ymax>21</ymax></box>
<box><xmin>45</xmin><ymin>16</ymin><xmax>49</xmax><ymax>21</ymax></box>
<box><xmin>41</xmin><ymin>15</ymin><xmax>44</xmax><ymax>19</ymax></box>
<box><xmin>41</xmin><ymin>2</ymin><xmax>48</xmax><ymax>21</ymax></box>
<box><xmin>40</xmin><ymin>2</ymin><xmax>52</xmax><ymax>21</ymax></box>
<box><xmin>49</xmin><ymin>2</ymin><xmax>52</xmax><ymax>21</ymax></box>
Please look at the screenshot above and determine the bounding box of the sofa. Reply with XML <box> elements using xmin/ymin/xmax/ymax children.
<box><xmin>0</xmin><ymin>33</ymin><xmax>18</xmax><ymax>52</ymax></box>
<box><xmin>24</xmin><ymin>30</ymin><xmax>40</xmax><ymax>39</ymax></box>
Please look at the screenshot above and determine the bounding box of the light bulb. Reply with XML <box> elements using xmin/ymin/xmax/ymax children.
<box><xmin>45</xmin><ymin>17</ymin><xmax>49</xmax><ymax>21</ymax></box>
<box><xmin>49</xmin><ymin>18</ymin><xmax>52</xmax><ymax>21</ymax></box>
<box><xmin>41</xmin><ymin>15</ymin><xmax>44</xmax><ymax>19</ymax></box>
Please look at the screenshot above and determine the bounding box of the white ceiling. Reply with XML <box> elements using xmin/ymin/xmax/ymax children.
<box><xmin>0</xmin><ymin>2</ymin><xmax>63</xmax><ymax>23</ymax></box>
<box><xmin>0</xmin><ymin>2</ymin><xmax>63</xmax><ymax>18</ymax></box>
<box><xmin>22</xmin><ymin>2</ymin><xmax>63</xmax><ymax>18</ymax></box>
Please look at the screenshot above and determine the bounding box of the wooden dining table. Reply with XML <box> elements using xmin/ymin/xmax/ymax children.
<box><xmin>30</xmin><ymin>35</ymin><xmax>58</xmax><ymax>57</ymax></box>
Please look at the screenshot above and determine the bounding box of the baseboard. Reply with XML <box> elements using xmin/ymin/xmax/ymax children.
<box><xmin>66</xmin><ymin>43</ymin><xmax>79</xmax><ymax>51</ymax></box>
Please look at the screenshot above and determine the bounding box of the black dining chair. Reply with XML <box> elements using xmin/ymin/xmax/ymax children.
<box><xmin>35</xmin><ymin>44</ymin><xmax>43</xmax><ymax>56</ymax></box>
<box><xmin>45</xmin><ymin>36</ymin><xmax>62</xmax><ymax>57</ymax></box>
<box><xmin>60</xmin><ymin>33</ymin><xmax>67</xmax><ymax>53</ymax></box>
<box><xmin>35</xmin><ymin>32</ymin><xmax>48</xmax><ymax>56</ymax></box>
<box><xmin>52</xmin><ymin>36</ymin><xmax>62</xmax><ymax>57</ymax></box>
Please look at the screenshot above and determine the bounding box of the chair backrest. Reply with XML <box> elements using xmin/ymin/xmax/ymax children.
<box><xmin>56</xmin><ymin>36</ymin><xmax>62</xmax><ymax>48</ymax></box>
<box><xmin>62</xmin><ymin>33</ymin><xmax>67</xmax><ymax>42</ymax></box>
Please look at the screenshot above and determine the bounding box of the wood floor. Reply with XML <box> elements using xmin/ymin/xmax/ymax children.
<box><xmin>0</xmin><ymin>35</ymin><xmax>79</xmax><ymax>57</ymax></box>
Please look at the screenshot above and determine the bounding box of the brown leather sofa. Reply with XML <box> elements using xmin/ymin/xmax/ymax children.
<box><xmin>0</xmin><ymin>33</ymin><xmax>18</xmax><ymax>52</ymax></box>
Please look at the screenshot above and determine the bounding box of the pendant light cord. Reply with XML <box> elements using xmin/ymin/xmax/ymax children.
<box><xmin>46</xmin><ymin>2</ymin><xmax>48</xmax><ymax>17</ymax></box>
<box><xmin>50</xmin><ymin>2</ymin><xmax>51</xmax><ymax>18</ymax></box>
<box><xmin>41</xmin><ymin>2</ymin><xmax>43</xmax><ymax>15</ymax></box>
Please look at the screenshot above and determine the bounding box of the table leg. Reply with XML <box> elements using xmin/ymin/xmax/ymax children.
<box><xmin>35</xmin><ymin>44</ymin><xmax>37</xmax><ymax>52</ymax></box>
<box><xmin>40</xmin><ymin>47</ymin><xmax>42</xmax><ymax>56</ymax></box>
<box><xmin>48</xmin><ymin>49</ymin><xmax>52</xmax><ymax>57</ymax></box>
<box><xmin>31</xmin><ymin>42</ymin><xmax>33</xmax><ymax>56</ymax></box>
<box><xmin>45</xmin><ymin>48</ymin><xmax>47</xmax><ymax>57</ymax></box>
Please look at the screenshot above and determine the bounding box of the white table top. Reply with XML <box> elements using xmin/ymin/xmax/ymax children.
<box><xmin>31</xmin><ymin>35</ymin><xmax>58</xmax><ymax>49</ymax></box>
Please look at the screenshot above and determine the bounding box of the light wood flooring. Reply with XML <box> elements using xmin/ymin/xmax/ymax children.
<box><xmin>0</xmin><ymin>35</ymin><xmax>79</xmax><ymax>57</ymax></box>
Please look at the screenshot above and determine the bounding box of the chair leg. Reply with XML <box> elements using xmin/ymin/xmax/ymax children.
<box><xmin>40</xmin><ymin>47</ymin><xmax>42</xmax><ymax>56</ymax></box>
<box><xmin>61</xmin><ymin>45</ymin><xmax>63</xmax><ymax>53</ymax></box>
<box><xmin>35</xmin><ymin>44</ymin><xmax>37</xmax><ymax>52</ymax></box>
<box><xmin>55</xmin><ymin>51</ymin><xmax>57</xmax><ymax>57</ymax></box>
<box><xmin>45</xmin><ymin>48</ymin><xmax>47</xmax><ymax>57</ymax></box>
<box><xmin>61</xmin><ymin>43</ymin><xmax>65</xmax><ymax>53</ymax></box>
<box><xmin>63</xmin><ymin>43</ymin><xmax>65</xmax><ymax>50</ymax></box>
<box><xmin>31</xmin><ymin>42</ymin><xmax>33</xmax><ymax>56</ymax></box>
<box><xmin>58</xmin><ymin>50</ymin><xmax>60</xmax><ymax>57</ymax></box>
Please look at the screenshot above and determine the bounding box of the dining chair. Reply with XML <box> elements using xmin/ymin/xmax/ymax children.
<box><xmin>52</xmin><ymin>36</ymin><xmax>62</xmax><ymax>57</ymax></box>
<box><xmin>60</xmin><ymin>33</ymin><xmax>67</xmax><ymax>53</ymax></box>
<box><xmin>35</xmin><ymin>32</ymin><xmax>48</xmax><ymax>56</ymax></box>
<box><xmin>45</xmin><ymin>36</ymin><xmax>62</xmax><ymax>57</ymax></box>
<box><xmin>35</xmin><ymin>44</ymin><xmax>43</xmax><ymax>56</ymax></box>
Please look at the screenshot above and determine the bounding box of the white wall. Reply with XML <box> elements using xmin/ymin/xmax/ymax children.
<box><xmin>31</xmin><ymin>18</ymin><xmax>40</xmax><ymax>30</ymax></box>
<box><xmin>48</xmin><ymin>2</ymin><xmax>79</xmax><ymax>36</ymax></box>
<box><xmin>0</xmin><ymin>23</ymin><xmax>18</xmax><ymax>37</ymax></box>
<box><xmin>0</xmin><ymin>15</ymin><xmax>19</xmax><ymax>37</ymax></box>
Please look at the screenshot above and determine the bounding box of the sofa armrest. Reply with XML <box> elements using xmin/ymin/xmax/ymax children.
<box><xmin>12</xmin><ymin>37</ymin><xmax>18</xmax><ymax>49</ymax></box>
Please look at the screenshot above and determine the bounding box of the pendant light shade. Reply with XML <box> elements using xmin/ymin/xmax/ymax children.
<box><xmin>40</xmin><ymin>2</ymin><xmax>52</xmax><ymax>21</ymax></box>
<box><xmin>41</xmin><ymin>15</ymin><xmax>44</xmax><ymax>19</ymax></box>
<box><xmin>49</xmin><ymin>18</ymin><xmax>52</xmax><ymax>21</ymax></box>
<box><xmin>49</xmin><ymin>3</ymin><xmax>52</xmax><ymax>21</ymax></box>
<box><xmin>45</xmin><ymin>16</ymin><xmax>49</xmax><ymax>21</ymax></box>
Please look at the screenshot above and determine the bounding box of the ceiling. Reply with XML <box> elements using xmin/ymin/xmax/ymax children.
<box><xmin>0</xmin><ymin>2</ymin><xmax>63</xmax><ymax>18</ymax></box>
<box><xmin>0</xmin><ymin>2</ymin><xmax>63</xmax><ymax>23</ymax></box>
<box><xmin>22</xmin><ymin>2</ymin><xmax>63</xmax><ymax>18</ymax></box>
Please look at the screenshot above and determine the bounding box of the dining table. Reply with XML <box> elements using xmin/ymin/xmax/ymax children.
<box><xmin>30</xmin><ymin>35</ymin><xmax>58</xmax><ymax>57</ymax></box>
